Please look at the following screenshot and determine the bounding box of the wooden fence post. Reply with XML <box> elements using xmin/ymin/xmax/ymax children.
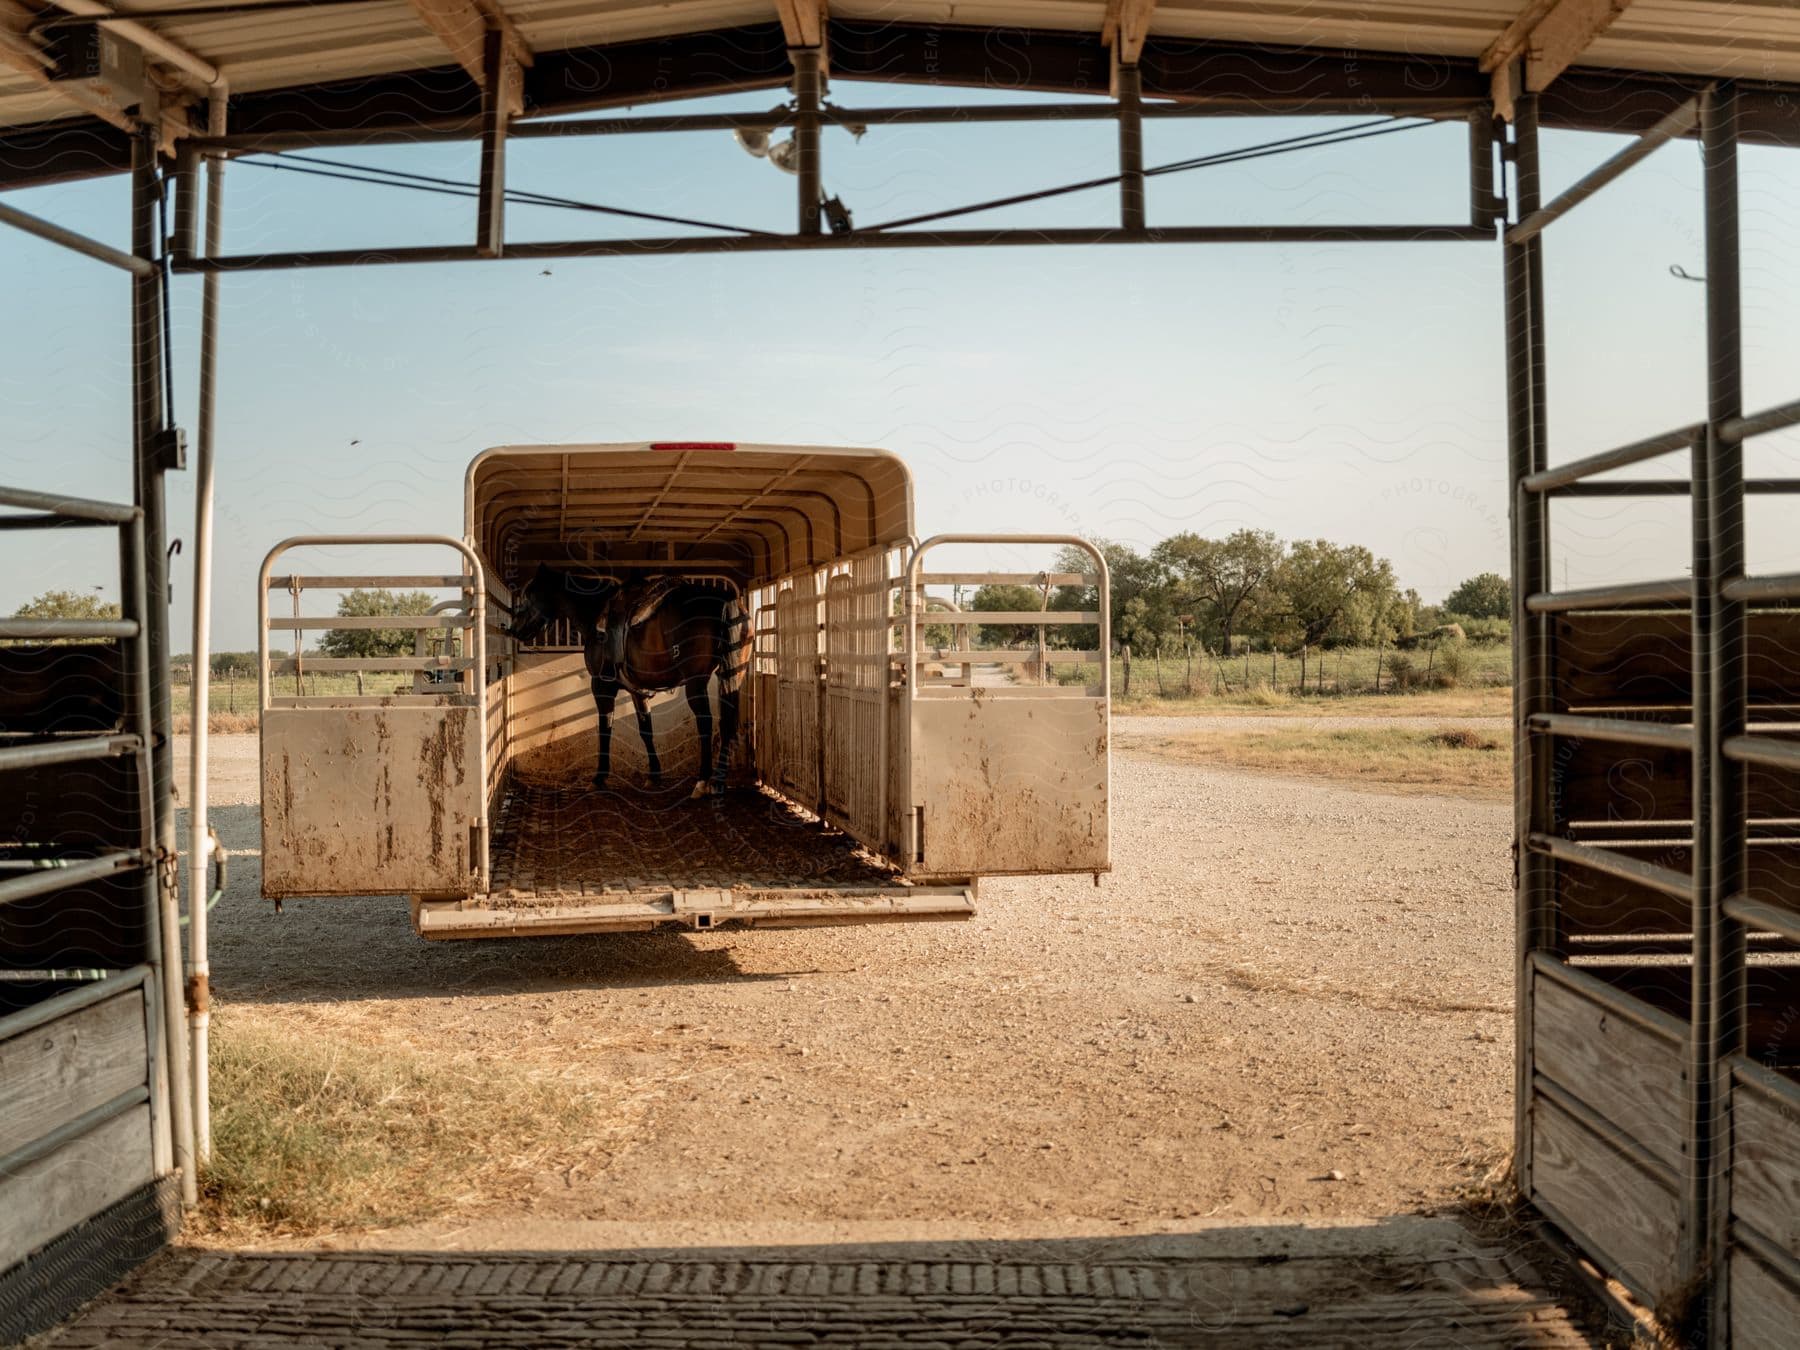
<box><xmin>1121</xmin><ymin>643</ymin><xmax>1132</xmax><ymax>697</ymax></box>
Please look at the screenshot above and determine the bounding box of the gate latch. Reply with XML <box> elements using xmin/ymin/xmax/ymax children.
<box><xmin>151</xmin><ymin>426</ymin><xmax>188</xmax><ymax>472</ymax></box>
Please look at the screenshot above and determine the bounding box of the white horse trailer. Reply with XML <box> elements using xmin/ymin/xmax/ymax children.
<box><xmin>258</xmin><ymin>444</ymin><xmax>1110</xmax><ymax>938</ymax></box>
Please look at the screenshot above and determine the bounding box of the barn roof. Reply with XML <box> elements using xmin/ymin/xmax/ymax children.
<box><xmin>3</xmin><ymin>0</ymin><xmax>1799</xmax><ymax>188</ymax></box>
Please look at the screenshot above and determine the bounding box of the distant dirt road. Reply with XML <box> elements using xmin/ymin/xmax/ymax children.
<box><xmin>175</xmin><ymin>731</ymin><xmax>1514</xmax><ymax>1251</ymax></box>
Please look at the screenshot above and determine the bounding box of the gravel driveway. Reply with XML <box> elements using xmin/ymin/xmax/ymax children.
<box><xmin>173</xmin><ymin>730</ymin><xmax>1515</xmax><ymax>1251</ymax></box>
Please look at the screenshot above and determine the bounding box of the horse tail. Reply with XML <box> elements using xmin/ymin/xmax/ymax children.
<box><xmin>718</xmin><ymin>592</ymin><xmax>751</xmax><ymax>694</ymax></box>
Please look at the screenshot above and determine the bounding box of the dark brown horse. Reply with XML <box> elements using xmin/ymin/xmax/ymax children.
<box><xmin>508</xmin><ymin>567</ymin><xmax>750</xmax><ymax>795</ymax></box>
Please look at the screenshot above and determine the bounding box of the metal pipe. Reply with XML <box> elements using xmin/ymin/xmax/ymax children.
<box><xmin>170</xmin><ymin>223</ymin><xmax>1493</xmax><ymax>273</ymax></box>
<box><xmin>0</xmin><ymin>616</ymin><xmax>139</xmax><ymax>639</ymax></box>
<box><xmin>0</xmin><ymin>733</ymin><xmax>142</xmax><ymax>773</ymax></box>
<box><xmin>122</xmin><ymin>510</ymin><xmax>171</xmax><ymax>1180</ymax></box>
<box><xmin>1724</xmin><ymin>894</ymin><xmax>1800</xmax><ymax>947</ymax></box>
<box><xmin>0</xmin><ymin>964</ymin><xmax>150</xmax><ymax>1042</ymax></box>
<box><xmin>1505</xmin><ymin>95</ymin><xmax>1550</xmax><ymax>1200</ymax></box>
<box><xmin>0</xmin><ymin>1086</ymin><xmax>152</xmax><ymax>1178</ymax></box>
<box><xmin>133</xmin><ymin>125</ymin><xmax>196</xmax><ymax>1210</ymax></box>
<box><xmin>1694</xmin><ymin>82</ymin><xmax>1744</xmax><ymax>1339</ymax></box>
<box><xmin>1551</xmin><ymin>478</ymin><xmax>1800</xmax><ymax>497</ymax></box>
<box><xmin>0</xmin><ymin>484</ymin><xmax>140</xmax><ymax>520</ymax></box>
<box><xmin>1506</xmin><ymin>94</ymin><xmax>1701</xmax><ymax>244</ymax></box>
<box><xmin>0</xmin><ymin>852</ymin><xmax>145</xmax><ymax>908</ymax></box>
<box><xmin>1721</xmin><ymin>573</ymin><xmax>1800</xmax><ymax>602</ymax></box>
<box><xmin>0</xmin><ymin>200</ymin><xmax>156</xmax><ymax>276</ymax></box>
<box><xmin>1525</xmin><ymin>579</ymin><xmax>1692</xmax><ymax>612</ymax></box>
<box><xmin>1527</xmin><ymin>832</ymin><xmax>1695</xmax><ymax>902</ymax></box>
<box><xmin>187</xmin><ymin>92</ymin><xmax>226</xmax><ymax>1171</ymax></box>
<box><xmin>1117</xmin><ymin>63</ymin><xmax>1146</xmax><ymax>233</ymax></box>
<box><xmin>1722</xmin><ymin>395</ymin><xmax>1800</xmax><ymax>442</ymax></box>
<box><xmin>184</xmin><ymin>95</ymin><xmax>1484</xmax><ymax>153</ymax></box>
<box><xmin>1528</xmin><ymin>713</ymin><xmax>1695</xmax><ymax>752</ymax></box>
<box><xmin>1521</xmin><ymin>423</ymin><xmax>1701</xmax><ymax>492</ymax></box>
<box><xmin>1722</xmin><ymin>735</ymin><xmax>1800</xmax><ymax>771</ymax></box>
<box><xmin>792</xmin><ymin>48</ymin><xmax>823</xmax><ymax>236</ymax></box>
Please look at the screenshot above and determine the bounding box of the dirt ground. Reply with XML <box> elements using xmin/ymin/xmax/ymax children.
<box><xmin>174</xmin><ymin>730</ymin><xmax>1516</xmax><ymax>1252</ymax></box>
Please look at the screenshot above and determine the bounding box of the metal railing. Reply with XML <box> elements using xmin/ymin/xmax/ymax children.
<box><xmin>0</xmin><ymin>483</ymin><xmax>184</xmax><ymax>1203</ymax></box>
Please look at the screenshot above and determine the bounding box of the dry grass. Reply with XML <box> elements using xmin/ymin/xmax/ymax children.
<box><xmin>1117</xmin><ymin>686</ymin><xmax>1512</xmax><ymax>720</ymax></box>
<box><xmin>1121</xmin><ymin>723</ymin><xmax>1513</xmax><ymax>799</ymax></box>
<box><xmin>197</xmin><ymin>1008</ymin><xmax>615</xmax><ymax>1241</ymax></box>
<box><xmin>172</xmin><ymin>712</ymin><xmax>259</xmax><ymax>735</ymax></box>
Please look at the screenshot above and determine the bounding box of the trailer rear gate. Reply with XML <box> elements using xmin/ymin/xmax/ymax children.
<box><xmin>256</xmin><ymin>445</ymin><xmax>1110</xmax><ymax>939</ymax></box>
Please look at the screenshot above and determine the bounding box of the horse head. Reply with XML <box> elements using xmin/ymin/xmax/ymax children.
<box><xmin>506</xmin><ymin>564</ymin><xmax>564</xmax><ymax>644</ymax></box>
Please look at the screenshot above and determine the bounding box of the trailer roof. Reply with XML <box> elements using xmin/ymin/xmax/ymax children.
<box><xmin>466</xmin><ymin>444</ymin><xmax>914</xmax><ymax>584</ymax></box>
<box><xmin>4</xmin><ymin>0</ymin><xmax>1799</xmax><ymax>188</ymax></box>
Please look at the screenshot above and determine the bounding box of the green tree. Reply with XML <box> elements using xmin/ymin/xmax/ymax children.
<box><xmin>12</xmin><ymin>589</ymin><xmax>119</xmax><ymax>622</ymax></box>
<box><xmin>9</xmin><ymin>589</ymin><xmax>120</xmax><ymax>645</ymax></box>
<box><xmin>318</xmin><ymin>588</ymin><xmax>435</xmax><ymax>659</ymax></box>
<box><xmin>1151</xmin><ymin>528</ymin><xmax>1283</xmax><ymax>655</ymax></box>
<box><xmin>1443</xmin><ymin>571</ymin><xmax>1511</xmax><ymax>621</ymax></box>
<box><xmin>970</xmin><ymin>583</ymin><xmax>1045</xmax><ymax>647</ymax></box>
<box><xmin>1273</xmin><ymin>541</ymin><xmax>1398</xmax><ymax>650</ymax></box>
<box><xmin>211</xmin><ymin>650</ymin><xmax>258</xmax><ymax>678</ymax></box>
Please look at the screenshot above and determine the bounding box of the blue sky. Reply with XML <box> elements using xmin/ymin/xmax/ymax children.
<box><xmin>2</xmin><ymin>83</ymin><xmax>1797</xmax><ymax>648</ymax></box>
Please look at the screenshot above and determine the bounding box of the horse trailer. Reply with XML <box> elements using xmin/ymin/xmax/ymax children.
<box><xmin>258</xmin><ymin>443</ymin><xmax>1110</xmax><ymax>938</ymax></box>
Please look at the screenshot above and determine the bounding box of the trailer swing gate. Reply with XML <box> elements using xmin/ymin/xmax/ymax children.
<box><xmin>1507</xmin><ymin>84</ymin><xmax>1800</xmax><ymax>1341</ymax></box>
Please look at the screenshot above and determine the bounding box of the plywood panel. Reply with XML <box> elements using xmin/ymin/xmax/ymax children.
<box><xmin>0</xmin><ymin>992</ymin><xmax>147</xmax><ymax>1158</ymax></box>
<box><xmin>909</xmin><ymin>695</ymin><xmax>1107</xmax><ymax>878</ymax></box>
<box><xmin>1555</xmin><ymin>609</ymin><xmax>1800</xmax><ymax>708</ymax></box>
<box><xmin>262</xmin><ymin>706</ymin><xmax>481</xmax><ymax>897</ymax></box>
<box><xmin>1532</xmin><ymin>1094</ymin><xmax>1680</xmax><ymax>1305</ymax></box>
<box><xmin>1730</xmin><ymin>1248</ymin><xmax>1800</xmax><ymax>1349</ymax></box>
<box><xmin>1533</xmin><ymin>973</ymin><xmax>1684</xmax><ymax>1171</ymax></box>
<box><xmin>1732</xmin><ymin>1079</ymin><xmax>1800</xmax><ymax>1259</ymax></box>
<box><xmin>0</xmin><ymin>1104</ymin><xmax>152</xmax><ymax>1271</ymax></box>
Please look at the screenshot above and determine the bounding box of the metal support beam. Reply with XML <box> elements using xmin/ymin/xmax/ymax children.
<box><xmin>1506</xmin><ymin>94</ymin><xmax>1699</xmax><ymax>243</ymax></box>
<box><xmin>1116</xmin><ymin>62</ymin><xmax>1145</xmax><ymax>233</ymax></box>
<box><xmin>476</xmin><ymin>25</ymin><xmax>512</xmax><ymax>258</ymax></box>
<box><xmin>1694</xmin><ymin>79</ymin><xmax>1744</xmax><ymax>1349</ymax></box>
<box><xmin>131</xmin><ymin>122</ymin><xmax>195</xmax><ymax>1210</ymax></box>
<box><xmin>0</xmin><ymin>198</ymin><xmax>155</xmax><ymax>275</ymax></box>
<box><xmin>1469</xmin><ymin>105</ymin><xmax>1498</xmax><ymax>228</ymax></box>
<box><xmin>791</xmin><ymin>46</ymin><xmax>822</xmax><ymax>237</ymax></box>
<box><xmin>1505</xmin><ymin>93</ymin><xmax>1550</xmax><ymax>1201</ymax></box>
<box><xmin>170</xmin><ymin>223</ymin><xmax>1491</xmax><ymax>273</ymax></box>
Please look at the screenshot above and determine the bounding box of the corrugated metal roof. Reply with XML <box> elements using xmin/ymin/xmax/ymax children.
<box><xmin>1</xmin><ymin>0</ymin><xmax>1797</xmax><ymax>131</ymax></box>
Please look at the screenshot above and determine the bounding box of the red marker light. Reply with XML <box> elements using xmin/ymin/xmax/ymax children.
<box><xmin>650</xmin><ymin>442</ymin><xmax>736</xmax><ymax>451</ymax></box>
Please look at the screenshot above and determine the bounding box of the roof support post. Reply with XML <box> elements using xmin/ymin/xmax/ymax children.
<box><xmin>477</xmin><ymin>24</ymin><xmax>513</xmax><ymax>258</ymax></box>
<box><xmin>792</xmin><ymin>45</ymin><xmax>823</xmax><ymax>236</ymax></box>
<box><xmin>132</xmin><ymin>116</ymin><xmax>196</xmax><ymax>1211</ymax></box>
<box><xmin>1468</xmin><ymin>103</ymin><xmax>1498</xmax><ymax>229</ymax></box>
<box><xmin>1693</xmin><ymin>78</ymin><xmax>1744</xmax><ymax>1350</ymax></box>
<box><xmin>1505</xmin><ymin>92</ymin><xmax>1550</xmax><ymax>1209</ymax></box>
<box><xmin>1116</xmin><ymin>61</ymin><xmax>1145</xmax><ymax>234</ymax></box>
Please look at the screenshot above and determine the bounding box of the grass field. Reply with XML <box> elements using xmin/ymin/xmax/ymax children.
<box><xmin>200</xmin><ymin>1008</ymin><xmax>614</xmax><ymax>1240</ymax></box>
<box><xmin>1118</xmin><ymin>723</ymin><xmax>1514</xmax><ymax>799</ymax></box>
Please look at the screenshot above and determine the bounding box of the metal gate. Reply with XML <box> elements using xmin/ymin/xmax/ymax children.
<box><xmin>772</xmin><ymin>568</ymin><xmax>822</xmax><ymax>813</ymax></box>
<box><xmin>821</xmin><ymin>545</ymin><xmax>902</xmax><ymax>854</ymax></box>
<box><xmin>903</xmin><ymin>535</ymin><xmax>1110</xmax><ymax>879</ymax></box>
<box><xmin>257</xmin><ymin>536</ymin><xmax>489</xmax><ymax>898</ymax></box>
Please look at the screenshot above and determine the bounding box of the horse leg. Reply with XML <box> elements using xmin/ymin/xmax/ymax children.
<box><xmin>685</xmin><ymin>677</ymin><xmax>714</xmax><ymax>798</ymax></box>
<box><xmin>630</xmin><ymin>689</ymin><xmax>662</xmax><ymax>787</ymax></box>
<box><xmin>591</xmin><ymin>678</ymin><xmax>617</xmax><ymax>788</ymax></box>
